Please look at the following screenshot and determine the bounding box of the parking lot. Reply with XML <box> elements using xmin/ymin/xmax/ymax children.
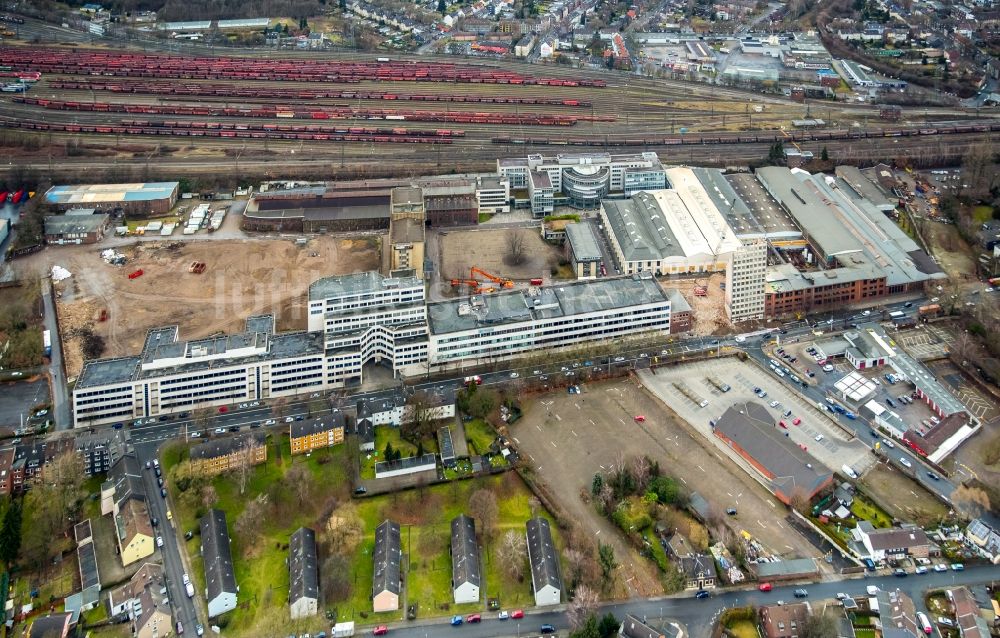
<box><xmin>508</xmin><ymin>378</ymin><xmax>823</xmax><ymax>581</ymax></box>
<box><xmin>766</xmin><ymin>337</ymin><xmax>949</xmax><ymax>438</ymax></box>
<box><xmin>639</xmin><ymin>358</ymin><xmax>874</xmax><ymax>476</ymax></box>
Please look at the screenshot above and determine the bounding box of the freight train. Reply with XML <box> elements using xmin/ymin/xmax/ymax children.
<box><xmin>490</xmin><ymin>122</ymin><xmax>1000</xmax><ymax>146</ymax></box>
<box><xmin>47</xmin><ymin>80</ymin><xmax>592</xmax><ymax>108</ymax></box>
<box><xmin>12</xmin><ymin>96</ymin><xmax>610</xmax><ymax>126</ymax></box>
<box><xmin>0</xmin><ymin>47</ymin><xmax>607</xmax><ymax>87</ymax></box>
<box><xmin>3</xmin><ymin>118</ymin><xmax>455</xmax><ymax>143</ymax></box>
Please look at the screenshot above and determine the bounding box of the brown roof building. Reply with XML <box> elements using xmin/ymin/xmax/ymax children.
<box><xmin>713</xmin><ymin>402</ymin><xmax>833</xmax><ymax>505</ymax></box>
<box><xmin>760</xmin><ymin>602</ymin><xmax>812</xmax><ymax>638</ymax></box>
<box><xmin>189</xmin><ymin>432</ymin><xmax>267</xmax><ymax>476</ymax></box>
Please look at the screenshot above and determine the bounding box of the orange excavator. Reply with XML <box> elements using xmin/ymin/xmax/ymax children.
<box><xmin>471</xmin><ymin>267</ymin><xmax>515</xmax><ymax>288</ymax></box>
<box><xmin>449</xmin><ymin>278</ymin><xmax>498</xmax><ymax>294</ymax></box>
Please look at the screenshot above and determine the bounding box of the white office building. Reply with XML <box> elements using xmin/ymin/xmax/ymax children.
<box><xmin>475</xmin><ymin>176</ymin><xmax>510</xmax><ymax>214</ymax></box>
<box><xmin>73</xmin><ymin>272</ymin><xmax>672</xmax><ymax>427</ymax></box>
<box><xmin>423</xmin><ymin>272</ymin><xmax>671</xmax><ymax>369</ymax></box>
<box><xmin>498</xmin><ymin>152</ymin><xmax>667</xmax><ymax>215</ymax></box>
<box><xmin>725</xmin><ymin>239</ymin><xmax>767</xmax><ymax>322</ymax></box>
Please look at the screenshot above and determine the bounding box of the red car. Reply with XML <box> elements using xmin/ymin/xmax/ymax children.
<box><xmin>511</xmin><ymin>610</ymin><xmax>524</xmax><ymax>619</ymax></box>
<box><xmin>792</xmin><ymin>417</ymin><xmax>801</xmax><ymax>425</ymax></box>
<box><xmin>373</xmin><ymin>626</ymin><xmax>388</xmax><ymax>636</ymax></box>
<box><xmin>218</xmin><ymin>406</ymin><xmax>228</xmax><ymax>413</ymax></box>
<box><xmin>466</xmin><ymin>614</ymin><xmax>482</xmax><ymax>624</ymax></box>
<box><xmin>778</xmin><ymin>420</ymin><xmax>788</xmax><ymax>429</ymax></box>
<box><xmin>634</xmin><ymin>415</ymin><xmax>646</xmax><ymax>423</ymax></box>
<box><xmin>759</xmin><ymin>582</ymin><xmax>773</xmax><ymax>592</ymax></box>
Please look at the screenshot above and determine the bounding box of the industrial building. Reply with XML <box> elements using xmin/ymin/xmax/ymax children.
<box><xmin>498</xmin><ymin>152</ymin><xmax>667</xmax><ymax>215</ymax></box>
<box><xmin>713</xmin><ymin>401</ymin><xmax>833</xmax><ymax>505</ymax></box>
<box><xmin>564</xmin><ymin>222</ymin><xmax>603</xmax><ymax>279</ymax></box>
<box><xmin>44</xmin><ymin>182</ymin><xmax>179</xmax><ymax>216</ymax></box>
<box><xmin>243</xmin><ymin>178</ymin><xmax>478</xmax><ymax>231</ymax></box>
<box><xmin>44</xmin><ymin>210</ymin><xmax>111</xmax><ymax>245</ymax></box>
<box><xmin>73</xmin><ymin>271</ymin><xmax>672</xmax><ymax>426</ymax></box>
<box><xmin>385</xmin><ymin>186</ymin><xmax>427</xmax><ymax>279</ymax></box>
<box><xmin>756</xmin><ymin>166</ymin><xmax>945</xmax><ymax>317</ymax></box>
<box><xmin>599</xmin><ymin>167</ymin><xmax>744</xmax><ymax>276</ymax></box>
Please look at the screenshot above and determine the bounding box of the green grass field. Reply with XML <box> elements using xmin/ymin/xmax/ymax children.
<box><xmin>360</xmin><ymin>427</ymin><xmax>438</xmax><ymax>479</ymax></box>
<box><xmin>463</xmin><ymin>419</ymin><xmax>496</xmax><ymax>456</ymax></box>
<box><xmin>727</xmin><ymin>620</ymin><xmax>760</xmax><ymax>638</ymax></box>
<box><xmin>164</xmin><ymin>436</ymin><xmax>556</xmax><ymax>635</ymax></box>
<box><xmin>165</xmin><ymin>435</ymin><xmax>351</xmax><ymax>636</ymax></box>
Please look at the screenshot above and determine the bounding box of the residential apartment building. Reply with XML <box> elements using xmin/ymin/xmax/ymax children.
<box><xmin>372</xmin><ymin>520</ymin><xmax>402</xmax><ymax>612</ymax></box>
<box><xmin>107</xmin><ymin>563</ymin><xmax>172</xmax><ymax>638</ymax></box>
<box><xmin>289</xmin><ymin>414</ymin><xmax>346</xmax><ymax>455</ymax></box>
<box><xmin>498</xmin><ymin>152</ymin><xmax>666</xmax><ymax>215</ymax></box>
<box><xmin>451</xmin><ymin>514</ymin><xmax>481</xmax><ymax>605</ymax></box>
<box><xmin>189</xmin><ymin>432</ymin><xmax>267</xmax><ymax>476</ymax></box>
<box><xmin>726</xmin><ymin>240</ymin><xmax>767</xmax><ymax>322</ymax></box>
<box><xmin>289</xmin><ymin>527</ymin><xmax>319</xmax><ymax>620</ymax></box>
<box><xmin>202</xmin><ymin>509</ymin><xmax>238</xmax><ymax>618</ymax></box>
<box><xmin>99</xmin><ymin>451</ymin><xmax>155</xmax><ymax>567</ymax></box>
<box><xmin>526</xmin><ymin>517</ymin><xmax>562</xmax><ymax>606</ymax></box>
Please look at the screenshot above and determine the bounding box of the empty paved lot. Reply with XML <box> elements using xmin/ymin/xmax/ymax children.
<box><xmin>640</xmin><ymin>358</ymin><xmax>875</xmax><ymax>476</ymax></box>
<box><xmin>509</xmin><ymin>379</ymin><xmax>822</xmax><ymax>572</ymax></box>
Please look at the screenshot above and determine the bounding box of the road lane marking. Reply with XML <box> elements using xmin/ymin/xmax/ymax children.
<box><xmin>550</xmin><ymin>441</ymin><xmax>557</xmax><ymax>448</ymax></box>
<box><xmin>697</xmin><ymin>465</ymin><xmax>705</xmax><ymax>472</ymax></box>
<box><xmin>536</xmin><ymin>425</ymin><xmax>542</xmax><ymax>431</ymax></box>
<box><xmin>555</xmin><ymin>414</ymin><xmax>562</xmax><ymax>421</ymax></box>
<box><xmin>571</xmin><ymin>430</ymin><xmax>578</xmax><ymax>437</ymax></box>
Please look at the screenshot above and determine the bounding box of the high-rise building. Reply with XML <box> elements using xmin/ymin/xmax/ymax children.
<box><xmin>726</xmin><ymin>240</ymin><xmax>767</xmax><ymax>322</ymax></box>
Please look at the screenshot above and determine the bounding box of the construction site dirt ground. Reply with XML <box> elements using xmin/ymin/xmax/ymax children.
<box><xmin>509</xmin><ymin>378</ymin><xmax>824</xmax><ymax>599</ymax></box>
<box><xmin>662</xmin><ymin>272</ymin><xmax>731</xmax><ymax>336</ymax></box>
<box><xmin>437</xmin><ymin>227</ymin><xmax>562</xmax><ymax>289</ymax></box>
<box><xmin>50</xmin><ymin>237</ymin><xmax>380</xmax><ymax>379</ymax></box>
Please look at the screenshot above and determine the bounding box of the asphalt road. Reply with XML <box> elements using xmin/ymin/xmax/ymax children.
<box><xmin>41</xmin><ymin>280</ymin><xmax>70</xmax><ymax>431</ymax></box>
<box><xmin>384</xmin><ymin>565</ymin><xmax>1000</xmax><ymax>638</ymax></box>
<box><xmin>135</xmin><ymin>440</ymin><xmax>202</xmax><ymax>636</ymax></box>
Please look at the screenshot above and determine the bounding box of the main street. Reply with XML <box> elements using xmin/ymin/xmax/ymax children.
<box><xmin>376</xmin><ymin>565</ymin><xmax>1000</xmax><ymax>638</ymax></box>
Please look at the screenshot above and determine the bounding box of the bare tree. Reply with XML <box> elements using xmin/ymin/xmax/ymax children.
<box><xmin>496</xmin><ymin>529</ymin><xmax>528</xmax><ymax>580</ymax></box>
<box><xmin>468</xmin><ymin>488</ymin><xmax>499</xmax><ymax>540</ymax></box>
<box><xmin>234</xmin><ymin>435</ymin><xmax>264</xmax><ymax>495</ymax></box>
<box><xmin>631</xmin><ymin>456</ymin><xmax>651</xmax><ymax>494</ymax></box>
<box><xmin>506</xmin><ymin>230</ymin><xmax>527</xmax><ymax>266</ymax></box>
<box><xmin>201</xmin><ymin>484</ymin><xmax>218</xmax><ymax>510</ymax></box>
<box><xmin>566</xmin><ymin>584</ymin><xmax>600</xmax><ymax>629</ymax></box>
<box><xmin>402</xmin><ymin>391</ymin><xmax>437</xmax><ymax>442</ymax></box>
<box><xmin>284</xmin><ymin>464</ymin><xmax>312</xmax><ymax>507</ymax></box>
<box><xmin>322</xmin><ymin>502</ymin><xmax>365</xmax><ymax>554</ymax></box>
<box><xmin>234</xmin><ymin>494</ymin><xmax>269</xmax><ymax>547</ymax></box>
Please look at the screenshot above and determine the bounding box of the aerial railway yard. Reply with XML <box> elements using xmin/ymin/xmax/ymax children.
<box><xmin>0</xmin><ymin>45</ymin><xmax>997</xmax><ymax>175</ymax></box>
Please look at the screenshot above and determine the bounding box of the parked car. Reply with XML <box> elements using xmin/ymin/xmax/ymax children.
<box><xmin>894</xmin><ymin>568</ymin><xmax>908</xmax><ymax>577</ymax></box>
<box><xmin>541</xmin><ymin>625</ymin><xmax>556</xmax><ymax>634</ymax></box>
<box><xmin>950</xmin><ymin>563</ymin><xmax>964</xmax><ymax>571</ymax></box>
<box><xmin>899</xmin><ymin>457</ymin><xmax>912</xmax><ymax>468</ymax></box>
<box><xmin>156</xmin><ymin>536</ymin><xmax>164</xmax><ymax>548</ymax></box>
<box><xmin>465</xmin><ymin>614</ymin><xmax>481</xmax><ymax>624</ymax></box>
<box><xmin>511</xmin><ymin>610</ymin><xmax>524</xmax><ymax>619</ymax></box>
<box><xmin>695</xmin><ymin>590</ymin><xmax>710</xmax><ymax>599</ymax></box>
<box><xmin>793</xmin><ymin>589</ymin><xmax>808</xmax><ymax>598</ymax></box>
<box><xmin>498</xmin><ymin>611</ymin><xmax>509</xmax><ymax>620</ymax></box>
<box><xmin>758</xmin><ymin>582</ymin><xmax>772</xmax><ymax>592</ymax></box>
<box><xmin>933</xmin><ymin>564</ymin><xmax>948</xmax><ymax>572</ymax></box>
<box><xmin>450</xmin><ymin>616</ymin><xmax>463</xmax><ymax>626</ymax></box>
<box><xmin>373</xmin><ymin>626</ymin><xmax>389</xmax><ymax>636</ymax></box>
